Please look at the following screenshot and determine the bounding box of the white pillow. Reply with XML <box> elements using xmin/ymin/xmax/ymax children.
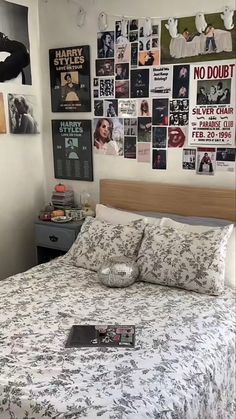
<box><xmin>67</xmin><ymin>216</ymin><xmax>145</xmax><ymax>272</ymax></box>
<box><xmin>160</xmin><ymin>217</ymin><xmax>235</xmax><ymax>289</ymax></box>
<box><xmin>137</xmin><ymin>224</ymin><xmax>233</xmax><ymax>295</ymax></box>
<box><xmin>96</xmin><ymin>204</ymin><xmax>160</xmax><ymax>225</ymax></box>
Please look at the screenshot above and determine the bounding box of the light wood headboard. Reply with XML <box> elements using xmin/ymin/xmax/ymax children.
<box><xmin>100</xmin><ymin>179</ymin><xmax>236</xmax><ymax>221</ymax></box>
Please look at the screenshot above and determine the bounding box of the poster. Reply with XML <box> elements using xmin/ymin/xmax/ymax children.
<box><xmin>0</xmin><ymin>93</ymin><xmax>6</xmax><ymax>133</ymax></box>
<box><xmin>216</xmin><ymin>148</ymin><xmax>235</xmax><ymax>171</ymax></box>
<box><xmin>99</xmin><ymin>78</ymin><xmax>114</xmax><ymax>98</ymax></box>
<box><xmin>97</xmin><ymin>31</ymin><xmax>114</xmax><ymax>58</ymax></box>
<box><xmin>118</xmin><ymin>99</ymin><xmax>137</xmax><ymax>117</ymax></box>
<box><xmin>49</xmin><ymin>45</ymin><xmax>91</xmax><ymax>112</ymax></box>
<box><xmin>137</xmin><ymin>143</ymin><xmax>151</xmax><ymax>162</ymax></box>
<box><xmin>124</xmin><ymin>136</ymin><xmax>136</xmax><ymax>159</ymax></box>
<box><xmin>150</xmin><ymin>66</ymin><xmax>173</xmax><ymax>97</ymax></box>
<box><xmin>189</xmin><ymin>62</ymin><xmax>235</xmax><ymax>145</ymax></box>
<box><xmin>130</xmin><ymin>69</ymin><xmax>149</xmax><ymax>98</ymax></box>
<box><xmin>182</xmin><ymin>148</ymin><xmax>196</xmax><ymax>170</ymax></box>
<box><xmin>52</xmin><ymin>120</ymin><xmax>93</xmax><ymax>181</ymax></box>
<box><xmin>161</xmin><ymin>11</ymin><xmax>236</xmax><ymax>64</ymax></box>
<box><xmin>95</xmin><ymin>59</ymin><xmax>114</xmax><ymax>77</ymax></box>
<box><xmin>8</xmin><ymin>94</ymin><xmax>39</xmax><ymax>134</ymax></box>
<box><xmin>0</xmin><ymin>0</ymin><xmax>31</xmax><ymax>84</ymax></box>
<box><xmin>152</xmin><ymin>149</ymin><xmax>167</xmax><ymax>169</ymax></box>
<box><xmin>196</xmin><ymin>147</ymin><xmax>216</xmax><ymax>175</ymax></box>
<box><xmin>93</xmin><ymin>117</ymin><xmax>123</xmax><ymax>156</ymax></box>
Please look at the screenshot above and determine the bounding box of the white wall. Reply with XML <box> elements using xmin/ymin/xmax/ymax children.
<box><xmin>38</xmin><ymin>0</ymin><xmax>236</xmax><ymax>208</ymax></box>
<box><xmin>0</xmin><ymin>0</ymin><xmax>45</xmax><ymax>279</ymax></box>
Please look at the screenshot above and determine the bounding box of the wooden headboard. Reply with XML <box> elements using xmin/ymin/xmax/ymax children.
<box><xmin>100</xmin><ymin>179</ymin><xmax>236</xmax><ymax>221</ymax></box>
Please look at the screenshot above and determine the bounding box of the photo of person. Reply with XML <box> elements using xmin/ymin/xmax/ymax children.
<box><xmin>139</xmin><ymin>51</ymin><xmax>159</xmax><ymax>66</ymax></box>
<box><xmin>8</xmin><ymin>94</ymin><xmax>39</xmax><ymax>134</ymax></box>
<box><xmin>172</xmin><ymin>65</ymin><xmax>190</xmax><ymax>98</ymax></box>
<box><xmin>129</xmin><ymin>19</ymin><xmax>138</xmax><ymax>31</ymax></box>
<box><xmin>96</xmin><ymin>59</ymin><xmax>114</xmax><ymax>77</ymax></box>
<box><xmin>115</xmin><ymin>20</ymin><xmax>129</xmax><ymax>44</ymax></box>
<box><xmin>93</xmin><ymin>89</ymin><xmax>99</xmax><ymax>98</ymax></box>
<box><xmin>205</xmin><ymin>23</ymin><xmax>217</xmax><ymax>53</ymax></box>
<box><xmin>94</xmin><ymin>100</ymin><xmax>103</xmax><ymax>117</ymax></box>
<box><xmin>104</xmin><ymin>99</ymin><xmax>118</xmax><ymax>117</ymax></box>
<box><xmin>169</xmin><ymin>111</ymin><xmax>189</xmax><ymax>126</ymax></box>
<box><xmin>196</xmin><ymin>147</ymin><xmax>216</xmax><ymax>175</ymax></box>
<box><xmin>196</xmin><ymin>79</ymin><xmax>231</xmax><ymax>105</ymax></box>
<box><xmin>130</xmin><ymin>69</ymin><xmax>149</xmax><ymax>98</ymax></box>
<box><xmin>0</xmin><ymin>93</ymin><xmax>6</xmax><ymax>133</ymax></box>
<box><xmin>61</xmin><ymin>72</ymin><xmax>80</xmax><ymax>102</ymax></box>
<box><xmin>129</xmin><ymin>31</ymin><xmax>138</xmax><ymax>43</ymax></box>
<box><xmin>93</xmin><ymin>117</ymin><xmax>123</xmax><ymax>155</ymax></box>
<box><xmin>138</xmin><ymin>99</ymin><xmax>152</xmax><ymax>117</ymax></box>
<box><xmin>131</xmin><ymin>43</ymin><xmax>138</xmax><ymax>68</ymax></box>
<box><xmin>99</xmin><ymin>79</ymin><xmax>114</xmax><ymax>98</ymax></box>
<box><xmin>65</xmin><ymin>138</ymin><xmax>79</xmax><ymax>159</ymax></box>
<box><xmin>0</xmin><ymin>1</ymin><xmax>31</xmax><ymax>84</ymax></box>
<box><xmin>93</xmin><ymin>78</ymin><xmax>98</xmax><ymax>87</ymax></box>
<box><xmin>182</xmin><ymin>148</ymin><xmax>196</xmax><ymax>170</ymax></box>
<box><xmin>152</xmin><ymin>149</ymin><xmax>167</xmax><ymax>169</ymax></box>
<box><xmin>115</xmin><ymin>81</ymin><xmax>129</xmax><ymax>98</ymax></box>
<box><xmin>138</xmin><ymin>117</ymin><xmax>152</xmax><ymax>142</ymax></box>
<box><xmin>115</xmin><ymin>63</ymin><xmax>129</xmax><ymax>80</ymax></box>
<box><xmin>97</xmin><ymin>31</ymin><xmax>114</xmax><ymax>58</ymax></box>
<box><xmin>124</xmin><ymin>136</ymin><xmax>136</xmax><ymax>159</ymax></box>
<box><xmin>124</xmin><ymin>118</ymin><xmax>137</xmax><ymax>136</ymax></box>
<box><xmin>152</xmin><ymin>99</ymin><xmax>169</xmax><ymax>125</ymax></box>
<box><xmin>152</xmin><ymin>127</ymin><xmax>167</xmax><ymax>148</ymax></box>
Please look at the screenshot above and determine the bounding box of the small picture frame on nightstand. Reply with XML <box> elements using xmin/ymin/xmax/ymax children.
<box><xmin>65</xmin><ymin>209</ymin><xmax>85</xmax><ymax>221</ymax></box>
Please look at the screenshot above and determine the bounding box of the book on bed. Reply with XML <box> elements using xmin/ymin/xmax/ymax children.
<box><xmin>65</xmin><ymin>325</ymin><xmax>135</xmax><ymax>348</ymax></box>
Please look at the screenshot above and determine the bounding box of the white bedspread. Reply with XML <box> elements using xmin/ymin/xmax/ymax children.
<box><xmin>0</xmin><ymin>258</ymin><xmax>235</xmax><ymax>418</ymax></box>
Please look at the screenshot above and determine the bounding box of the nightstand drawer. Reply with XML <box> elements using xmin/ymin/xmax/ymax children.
<box><xmin>35</xmin><ymin>224</ymin><xmax>76</xmax><ymax>251</ymax></box>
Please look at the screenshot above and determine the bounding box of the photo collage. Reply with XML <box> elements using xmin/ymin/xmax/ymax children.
<box><xmin>92</xmin><ymin>15</ymin><xmax>236</xmax><ymax>174</ymax></box>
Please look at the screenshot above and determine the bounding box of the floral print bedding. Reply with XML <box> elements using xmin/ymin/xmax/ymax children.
<box><xmin>0</xmin><ymin>257</ymin><xmax>235</xmax><ymax>419</ymax></box>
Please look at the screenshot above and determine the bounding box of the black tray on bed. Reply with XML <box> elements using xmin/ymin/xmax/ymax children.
<box><xmin>65</xmin><ymin>325</ymin><xmax>135</xmax><ymax>348</ymax></box>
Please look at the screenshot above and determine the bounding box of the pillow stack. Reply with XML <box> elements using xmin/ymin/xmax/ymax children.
<box><xmin>65</xmin><ymin>204</ymin><xmax>234</xmax><ymax>295</ymax></box>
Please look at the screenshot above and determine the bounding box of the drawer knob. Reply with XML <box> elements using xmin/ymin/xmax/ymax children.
<box><xmin>49</xmin><ymin>235</ymin><xmax>58</xmax><ymax>242</ymax></box>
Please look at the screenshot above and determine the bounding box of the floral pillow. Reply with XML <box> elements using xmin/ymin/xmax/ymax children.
<box><xmin>67</xmin><ymin>216</ymin><xmax>145</xmax><ymax>272</ymax></box>
<box><xmin>137</xmin><ymin>224</ymin><xmax>233</xmax><ymax>295</ymax></box>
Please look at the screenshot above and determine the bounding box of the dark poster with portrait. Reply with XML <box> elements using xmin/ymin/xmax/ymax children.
<box><xmin>49</xmin><ymin>46</ymin><xmax>91</xmax><ymax>112</ymax></box>
<box><xmin>52</xmin><ymin>120</ymin><xmax>93</xmax><ymax>181</ymax></box>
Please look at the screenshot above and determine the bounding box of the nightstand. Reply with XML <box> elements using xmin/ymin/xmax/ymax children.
<box><xmin>34</xmin><ymin>219</ymin><xmax>83</xmax><ymax>264</ymax></box>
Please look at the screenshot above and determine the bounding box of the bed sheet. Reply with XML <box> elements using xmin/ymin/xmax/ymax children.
<box><xmin>0</xmin><ymin>258</ymin><xmax>235</xmax><ymax>419</ymax></box>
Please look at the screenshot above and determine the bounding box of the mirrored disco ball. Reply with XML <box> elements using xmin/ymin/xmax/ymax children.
<box><xmin>98</xmin><ymin>256</ymin><xmax>139</xmax><ymax>288</ymax></box>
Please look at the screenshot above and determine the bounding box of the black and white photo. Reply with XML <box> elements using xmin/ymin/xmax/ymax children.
<box><xmin>8</xmin><ymin>94</ymin><xmax>39</xmax><ymax>134</ymax></box>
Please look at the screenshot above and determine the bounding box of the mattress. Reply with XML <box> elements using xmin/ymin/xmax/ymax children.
<box><xmin>0</xmin><ymin>257</ymin><xmax>235</xmax><ymax>418</ymax></box>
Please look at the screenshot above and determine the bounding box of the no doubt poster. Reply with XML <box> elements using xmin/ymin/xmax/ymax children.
<box><xmin>189</xmin><ymin>61</ymin><xmax>235</xmax><ymax>146</ymax></box>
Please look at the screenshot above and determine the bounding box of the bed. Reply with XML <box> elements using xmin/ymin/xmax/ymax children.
<box><xmin>0</xmin><ymin>180</ymin><xmax>235</xmax><ymax>419</ymax></box>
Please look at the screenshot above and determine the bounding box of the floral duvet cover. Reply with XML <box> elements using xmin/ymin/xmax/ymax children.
<box><xmin>0</xmin><ymin>258</ymin><xmax>235</xmax><ymax>419</ymax></box>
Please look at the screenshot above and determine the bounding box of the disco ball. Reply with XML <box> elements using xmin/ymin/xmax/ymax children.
<box><xmin>98</xmin><ymin>256</ymin><xmax>139</xmax><ymax>288</ymax></box>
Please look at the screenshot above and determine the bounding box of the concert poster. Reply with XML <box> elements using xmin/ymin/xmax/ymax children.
<box><xmin>51</xmin><ymin>119</ymin><xmax>93</xmax><ymax>181</ymax></box>
<box><xmin>49</xmin><ymin>45</ymin><xmax>91</xmax><ymax>112</ymax></box>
